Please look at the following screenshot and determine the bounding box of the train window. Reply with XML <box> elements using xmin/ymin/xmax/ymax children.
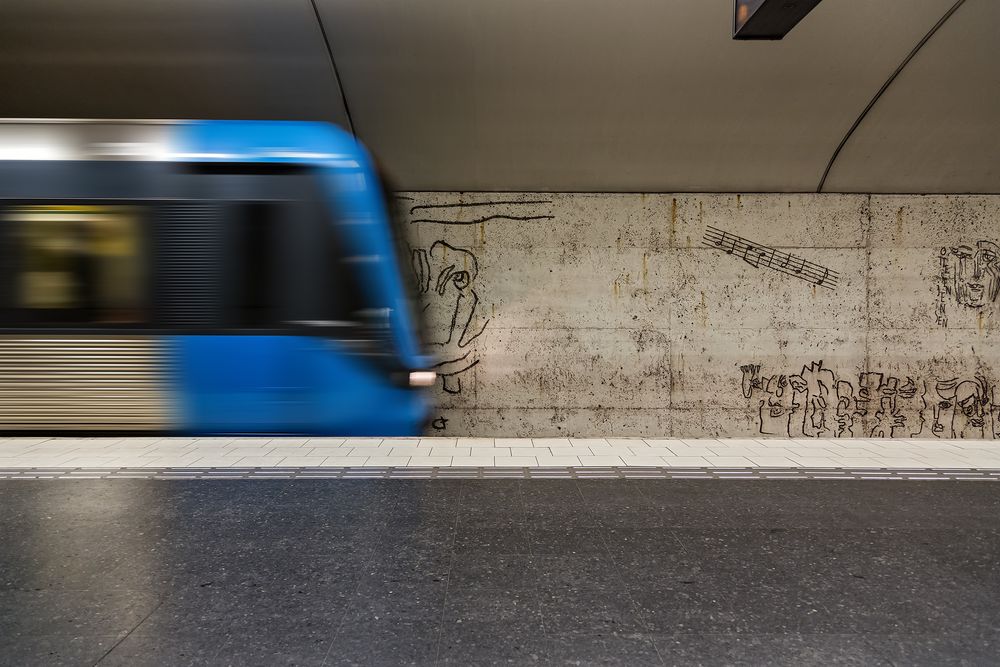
<box><xmin>149</xmin><ymin>168</ymin><xmax>373</xmax><ymax>333</ymax></box>
<box><xmin>236</xmin><ymin>202</ymin><xmax>276</xmax><ymax>327</ymax></box>
<box><xmin>5</xmin><ymin>205</ymin><xmax>147</xmax><ymax>326</ymax></box>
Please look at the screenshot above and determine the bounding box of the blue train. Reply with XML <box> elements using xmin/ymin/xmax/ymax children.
<box><xmin>0</xmin><ymin>119</ymin><xmax>434</xmax><ymax>435</ymax></box>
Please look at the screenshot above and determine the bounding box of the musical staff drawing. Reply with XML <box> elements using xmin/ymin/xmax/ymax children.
<box><xmin>702</xmin><ymin>226</ymin><xmax>838</xmax><ymax>290</ymax></box>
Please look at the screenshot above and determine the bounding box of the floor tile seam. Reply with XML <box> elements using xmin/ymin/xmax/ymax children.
<box><xmin>432</xmin><ymin>488</ymin><xmax>465</xmax><ymax>667</ymax></box>
<box><xmin>3</xmin><ymin>464</ymin><xmax>1000</xmax><ymax>472</ymax></box>
<box><xmin>13</xmin><ymin>450</ymin><xmax>1000</xmax><ymax>467</ymax></box>
<box><xmin>631</xmin><ymin>477</ymin><xmax>699</xmax><ymax>561</ymax></box>
<box><xmin>319</xmin><ymin>523</ymin><xmax>393</xmax><ymax>667</ymax></box>
<box><xmin>542</xmin><ymin>479</ymin><xmax>591</xmax><ymax>639</ymax></box>
<box><xmin>581</xmin><ymin>481</ymin><xmax>668</xmax><ymax>645</ymax></box>
<box><xmin>3</xmin><ymin>467</ymin><xmax>1000</xmax><ymax>481</ymax></box>
<box><xmin>90</xmin><ymin>595</ymin><xmax>167</xmax><ymax>666</ymax></box>
<box><xmin>7</xmin><ymin>447</ymin><xmax>1000</xmax><ymax>460</ymax></box>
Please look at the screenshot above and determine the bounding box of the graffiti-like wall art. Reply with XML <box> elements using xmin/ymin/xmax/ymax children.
<box><xmin>703</xmin><ymin>227</ymin><xmax>838</xmax><ymax>290</ymax></box>
<box><xmin>392</xmin><ymin>193</ymin><xmax>1000</xmax><ymax>439</ymax></box>
<box><xmin>408</xmin><ymin>200</ymin><xmax>554</xmax><ymax>225</ymax></box>
<box><xmin>936</xmin><ymin>241</ymin><xmax>1000</xmax><ymax>326</ymax></box>
<box><xmin>404</xmin><ymin>198</ymin><xmax>555</xmax><ymax>401</ymax></box>
<box><xmin>412</xmin><ymin>241</ymin><xmax>488</xmax><ymax>395</ymax></box>
<box><xmin>740</xmin><ymin>361</ymin><xmax>1000</xmax><ymax>439</ymax></box>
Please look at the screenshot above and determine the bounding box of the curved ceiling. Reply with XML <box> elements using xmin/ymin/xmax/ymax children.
<box><xmin>0</xmin><ymin>0</ymin><xmax>997</xmax><ymax>193</ymax></box>
<box><xmin>822</xmin><ymin>0</ymin><xmax>1000</xmax><ymax>193</ymax></box>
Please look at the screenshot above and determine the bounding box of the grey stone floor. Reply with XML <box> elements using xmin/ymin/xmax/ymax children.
<box><xmin>1</xmin><ymin>479</ymin><xmax>999</xmax><ymax>665</ymax></box>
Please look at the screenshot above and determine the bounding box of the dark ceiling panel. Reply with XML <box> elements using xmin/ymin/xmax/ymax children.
<box><xmin>0</xmin><ymin>0</ymin><xmax>350</xmax><ymax>125</ymax></box>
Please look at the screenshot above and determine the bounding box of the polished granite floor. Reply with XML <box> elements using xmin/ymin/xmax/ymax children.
<box><xmin>1</xmin><ymin>480</ymin><xmax>999</xmax><ymax>666</ymax></box>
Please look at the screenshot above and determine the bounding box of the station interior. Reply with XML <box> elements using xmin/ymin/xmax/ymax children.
<box><xmin>1</xmin><ymin>1</ymin><xmax>999</xmax><ymax>665</ymax></box>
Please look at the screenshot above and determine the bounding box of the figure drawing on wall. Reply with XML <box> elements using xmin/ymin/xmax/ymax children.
<box><xmin>740</xmin><ymin>361</ymin><xmax>1000</xmax><ymax>439</ymax></box>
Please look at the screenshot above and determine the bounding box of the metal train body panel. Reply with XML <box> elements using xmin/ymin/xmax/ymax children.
<box><xmin>0</xmin><ymin>120</ymin><xmax>433</xmax><ymax>435</ymax></box>
<box><xmin>170</xmin><ymin>335</ymin><xmax>429</xmax><ymax>436</ymax></box>
<box><xmin>0</xmin><ymin>335</ymin><xmax>169</xmax><ymax>430</ymax></box>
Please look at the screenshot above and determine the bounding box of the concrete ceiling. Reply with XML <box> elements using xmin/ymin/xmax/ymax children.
<box><xmin>0</xmin><ymin>0</ymin><xmax>997</xmax><ymax>193</ymax></box>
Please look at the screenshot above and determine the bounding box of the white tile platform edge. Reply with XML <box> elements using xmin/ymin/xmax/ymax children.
<box><xmin>0</xmin><ymin>437</ymin><xmax>999</xmax><ymax>470</ymax></box>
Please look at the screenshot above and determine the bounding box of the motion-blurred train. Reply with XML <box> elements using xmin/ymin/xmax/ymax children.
<box><xmin>0</xmin><ymin>119</ymin><xmax>434</xmax><ymax>435</ymax></box>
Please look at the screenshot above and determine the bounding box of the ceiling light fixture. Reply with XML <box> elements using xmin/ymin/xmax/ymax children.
<box><xmin>734</xmin><ymin>0</ymin><xmax>824</xmax><ymax>40</ymax></box>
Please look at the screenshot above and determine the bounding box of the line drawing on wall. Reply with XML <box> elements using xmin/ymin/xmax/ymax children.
<box><xmin>409</xmin><ymin>200</ymin><xmax>554</xmax><ymax>225</ymax></box>
<box><xmin>412</xmin><ymin>241</ymin><xmax>489</xmax><ymax>394</ymax></box>
<box><xmin>703</xmin><ymin>226</ymin><xmax>838</xmax><ymax>290</ymax></box>
<box><xmin>740</xmin><ymin>361</ymin><xmax>1000</xmax><ymax>439</ymax></box>
<box><xmin>936</xmin><ymin>241</ymin><xmax>1000</xmax><ymax>326</ymax></box>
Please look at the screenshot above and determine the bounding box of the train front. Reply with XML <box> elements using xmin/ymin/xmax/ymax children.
<box><xmin>0</xmin><ymin>119</ymin><xmax>435</xmax><ymax>436</ymax></box>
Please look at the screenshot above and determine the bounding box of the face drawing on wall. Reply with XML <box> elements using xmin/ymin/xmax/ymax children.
<box><xmin>741</xmin><ymin>365</ymin><xmax>799</xmax><ymax>436</ymax></box>
<box><xmin>854</xmin><ymin>372</ymin><xmax>880</xmax><ymax>422</ymax></box>
<box><xmin>930</xmin><ymin>380</ymin><xmax>954</xmax><ymax>437</ymax></box>
<box><xmin>760</xmin><ymin>375</ymin><xmax>800</xmax><ymax>436</ymax></box>
<box><xmin>412</xmin><ymin>241</ymin><xmax>489</xmax><ymax>394</ymax></box>
<box><xmin>834</xmin><ymin>381</ymin><xmax>856</xmax><ymax>437</ymax></box>
<box><xmin>937</xmin><ymin>241</ymin><xmax>1000</xmax><ymax>325</ymax></box>
<box><xmin>992</xmin><ymin>387</ymin><xmax>1000</xmax><ymax>440</ymax></box>
<box><xmin>936</xmin><ymin>377</ymin><xmax>990</xmax><ymax>439</ymax></box>
<box><xmin>868</xmin><ymin>375</ymin><xmax>906</xmax><ymax>439</ymax></box>
<box><xmin>951</xmin><ymin>242</ymin><xmax>1000</xmax><ymax>308</ymax></box>
<box><xmin>897</xmin><ymin>378</ymin><xmax>927</xmax><ymax>438</ymax></box>
<box><xmin>796</xmin><ymin>361</ymin><xmax>834</xmax><ymax>438</ymax></box>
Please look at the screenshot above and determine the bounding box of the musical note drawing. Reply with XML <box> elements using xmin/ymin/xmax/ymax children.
<box><xmin>702</xmin><ymin>226</ymin><xmax>838</xmax><ymax>290</ymax></box>
<box><xmin>742</xmin><ymin>244</ymin><xmax>773</xmax><ymax>269</ymax></box>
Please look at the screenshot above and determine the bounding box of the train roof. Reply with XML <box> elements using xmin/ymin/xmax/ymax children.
<box><xmin>0</xmin><ymin>119</ymin><xmax>363</xmax><ymax>166</ymax></box>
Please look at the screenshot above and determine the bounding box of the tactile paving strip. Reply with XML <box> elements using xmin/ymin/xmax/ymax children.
<box><xmin>1</xmin><ymin>467</ymin><xmax>999</xmax><ymax>480</ymax></box>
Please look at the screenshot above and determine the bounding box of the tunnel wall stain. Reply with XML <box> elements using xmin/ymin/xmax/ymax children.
<box><xmin>399</xmin><ymin>193</ymin><xmax>1000</xmax><ymax>438</ymax></box>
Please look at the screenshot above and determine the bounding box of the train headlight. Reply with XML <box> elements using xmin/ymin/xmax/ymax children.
<box><xmin>408</xmin><ymin>371</ymin><xmax>437</xmax><ymax>387</ymax></box>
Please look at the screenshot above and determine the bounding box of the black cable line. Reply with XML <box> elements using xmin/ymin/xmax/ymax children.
<box><xmin>817</xmin><ymin>0</ymin><xmax>968</xmax><ymax>192</ymax></box>
<box><xmin>308</xmin><ymin>0</ymin><xmax>357</xmax><ymax>137</ymax></box>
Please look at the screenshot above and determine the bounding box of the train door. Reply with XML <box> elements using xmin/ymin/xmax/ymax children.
<box><xmin>158</xmin><ymin>202</ymin><xmax>286</xmax><ymax>433</ymax></box>
<box><xmin>160</xmin><ymin>167</ymin><xmax>316</xmax><ymax>433</ymax></box>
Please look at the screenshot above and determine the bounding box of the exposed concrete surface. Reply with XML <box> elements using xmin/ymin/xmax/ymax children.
<box><xmin>401</xmin><ymin>193</ymin><xmax>1000</xmax><ymax>438</ymax></box>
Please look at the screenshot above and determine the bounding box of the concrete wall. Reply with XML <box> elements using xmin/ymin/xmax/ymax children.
<box><xmin>400</xmin><ymin>193</ymin><xmax>1000</xmax><ymax>439</ymax></box>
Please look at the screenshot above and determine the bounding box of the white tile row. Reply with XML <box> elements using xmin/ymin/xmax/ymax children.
<box><xmin>0</xmin><ymin>436</ymin><xmax>999</xmax><ymax>469</ymax></box>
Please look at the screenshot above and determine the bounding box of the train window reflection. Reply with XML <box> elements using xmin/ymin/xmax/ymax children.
<box><xmin>8</xmin><ymin>205</ymin><xmax>146</xmax><ymax>325</ymax></box>
<box><xmin>237</xmin><ymin>202</ymin><xmax>275</xmax><ymax>328</ymax></box>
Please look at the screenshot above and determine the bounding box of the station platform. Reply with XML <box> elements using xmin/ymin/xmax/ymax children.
<box><xmin>0</xmin><ymin>436</ymin><xmax>999</xmax><ymax>479</ymax></box>
<box><xmin>3</xmin><ymin>436</ymin><xmax>999</xmax><ymax>665</ymax></box>
<box><xmin>2</xmin><ymin>469</ymin><xmax>999</xmax><ymax>664</ymax></box>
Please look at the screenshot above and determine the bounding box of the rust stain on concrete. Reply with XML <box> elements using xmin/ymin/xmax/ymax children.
<box><xmin>670</xmin><ymin>198</ymin><xmax>677</xmax><ymax>244</ymax></box>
